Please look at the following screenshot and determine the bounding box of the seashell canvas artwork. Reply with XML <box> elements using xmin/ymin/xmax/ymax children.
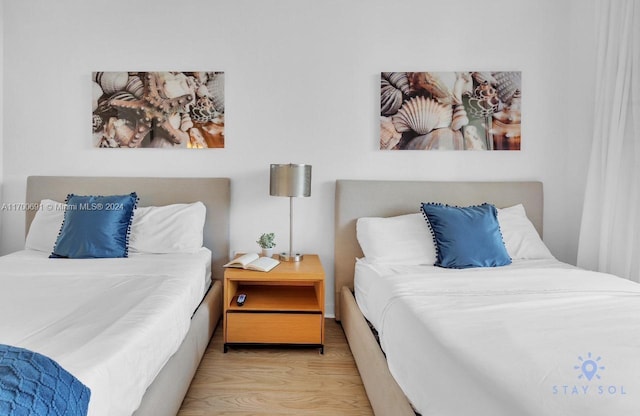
<box><xmin>93</xmin><ymin>71</ymin><xmax>225</xmax><ymax>148</ymax></box>
<box><xmin>380</xmin><ymin>71</ymin><xmax>521</xmax><ymax>151</ymax></box>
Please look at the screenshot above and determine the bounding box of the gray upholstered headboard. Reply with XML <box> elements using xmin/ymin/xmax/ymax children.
<box><xmin>334</xmin><ymin>180</ymin><xmax>543</xmax><ymax>320</ymax></box>
<box><xmin>25</xmin><ymin>176</ymin><xmax>231</xmax><ymax>281</ymax></box>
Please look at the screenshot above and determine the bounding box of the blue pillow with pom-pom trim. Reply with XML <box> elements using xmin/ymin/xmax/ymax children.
<box><xmin>421</xmin><ymin>202</ymin><xmax>511</xmax><ymax>269</ymax></box>
<box><xmin>50</xmin><ymin>193</ymin><xmax>137</xmax><ymax>259</ymax></box>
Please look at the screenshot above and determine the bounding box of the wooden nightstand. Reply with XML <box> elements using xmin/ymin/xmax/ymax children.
<box><xmin>223</xmin><ymin>254</ymin><xmax>325</xmax><ymax>353</ymax></box>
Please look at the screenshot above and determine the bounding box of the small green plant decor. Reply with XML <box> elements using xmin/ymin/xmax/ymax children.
<box><xmin>256</xmin><ymin>233</ymin><xmax>276</xmax><ymax>253</ymax></box>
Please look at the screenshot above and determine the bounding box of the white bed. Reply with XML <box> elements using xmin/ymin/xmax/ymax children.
<box><xmin>1</xmin><ymin>176</ymin><xmax>230</xmax><ymax>416</ymax></box>
<box><xmin>0</xmin><ymin>249</ymin><xmax>212</xmax><ymax>416</ymax></box>
<box><xmin>335</xmin><ymin>180</ymin><xmax>640</xmax><ymax>416</ymax></box>
<box><xmin>355</xmin><ymin>258</ymin><xmax>640</xmax><ymax>415</ymax></box>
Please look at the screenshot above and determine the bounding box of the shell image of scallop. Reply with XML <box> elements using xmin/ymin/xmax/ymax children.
<box><xmin>380</xmin><ymin>72</ymin><xmax>409</xmax><ymax>116</ymax></box>
<box><xmin>205</xmin><ymin>72</ymin><xmax>225</xmax><ymax>113</ymax></box>
<box><xmin>93</xmin><ymin>72</ymin><xmax>129</xmax><ymax>94</ymax></box>
<box><xmin>406</xmin><ymin>128</ymin><xmax>463</xmax><ymax>150</ymax></box>
<box><xmin>392</xmin><ymin>96</ymin><xmax>452</xmax><ymax>135</ymax></box>
<box><xmin>493</xmin><ymin>72</ymin><xmax>522</xmax><ymax>105</ymax></box>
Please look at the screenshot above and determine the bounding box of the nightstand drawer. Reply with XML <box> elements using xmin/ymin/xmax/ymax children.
<box><xmin>226</xmin><ymin>312</ymin><xmax>322</xmax><ymax>344</ymax></box>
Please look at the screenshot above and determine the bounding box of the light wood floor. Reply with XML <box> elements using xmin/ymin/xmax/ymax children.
<box><xmin>178</xmin><ymin>319</ymin><xmax>374</xmax><ymax>415</ymax></box>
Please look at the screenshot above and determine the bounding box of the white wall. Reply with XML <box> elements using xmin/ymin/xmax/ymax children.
<box><xmin>1</xmin><ymin>0</ymin><xmax>597</xmax><ymax>315</ymax></box>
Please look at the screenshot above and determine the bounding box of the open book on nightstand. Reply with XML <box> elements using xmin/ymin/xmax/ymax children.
<box><xmin>223</xmin><ymin>253</ymin><xmax>280</xmax><ymax>272</ymax></box>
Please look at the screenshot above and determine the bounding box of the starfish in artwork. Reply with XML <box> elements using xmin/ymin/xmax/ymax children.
<box><xmin>109</xmin><ymin>72</ymin><xmax>194</xmax><ymax>147</ymax></box>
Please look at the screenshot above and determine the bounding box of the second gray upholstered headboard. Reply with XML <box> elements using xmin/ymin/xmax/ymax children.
<box><xmin>334</xmin><ymin>180</ymin><xmax>543</xmax><ymax>320</ymax></box>
<box><xmin>25</xmin><ymin>176</ymin><xmax>231</xmax><ymax>281</ymax></box>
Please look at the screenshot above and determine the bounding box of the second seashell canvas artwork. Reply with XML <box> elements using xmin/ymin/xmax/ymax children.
<box><xmin>93</xmin><ymin>71</ymin><xmax>225</xmax><ymax>148</ymax></box>
<box><xmin>380</xmin><ymin>71</ymin><xmax>521</xmax><ymax>151</ymax></box>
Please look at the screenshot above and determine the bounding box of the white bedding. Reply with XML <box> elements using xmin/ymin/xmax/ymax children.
<box><xmin>355</xmin><ymin>258</ymin><xmax>640</xmax><ymax>415</ymax></box>
<box><xmin>0</xmin><ymin>248</ymin><xmax>212</xmax><ymax>416</ymax></box>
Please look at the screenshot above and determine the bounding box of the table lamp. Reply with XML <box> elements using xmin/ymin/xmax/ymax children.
<box><xmin>269</xmin><ymin>163</ymin><xmax>312</xmax><ymax>262</ymax></box>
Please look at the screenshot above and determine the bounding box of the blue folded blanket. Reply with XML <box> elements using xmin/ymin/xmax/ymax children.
<box><xmin>0</xmin><ymin>344</ymin><xmax>90</xmax><ymax>416</ymax></box>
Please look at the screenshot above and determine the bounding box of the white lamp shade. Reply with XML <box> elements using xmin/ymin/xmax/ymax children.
<box><xmin>270</xmin><ymin>164</ymin><xmax>312</xmax><ymax>197</ymax></box>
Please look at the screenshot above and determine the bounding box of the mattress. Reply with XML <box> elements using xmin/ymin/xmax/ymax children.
<box><xmin>0</xmin><ymin>248</ymin><xmax>212</xmax><ymax>416</ymax></box>
<box><xmin>354</xmin><ymin>258</ymin><xmax>640</xmax><ymax>415</ymax></box>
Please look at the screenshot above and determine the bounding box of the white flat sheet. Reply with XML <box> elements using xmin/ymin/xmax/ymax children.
<box><xmin>0</xmin><ymin>248</ymin><xmax>212</xmax><ymax>416</ymax></box>
<box><xmin>355</xmin><ymin>258</ymin><xmax>640</xmax><ymax>415</ymax></box>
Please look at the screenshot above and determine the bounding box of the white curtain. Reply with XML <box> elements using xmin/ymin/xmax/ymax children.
<box><xmin>577</xmin><ymin>0</ymin><xmax>640</xmax><ymax>281</ymax></box>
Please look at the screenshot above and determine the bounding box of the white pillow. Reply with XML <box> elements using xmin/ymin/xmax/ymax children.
<box><xmin>497</xmin><ymin>204</ymin><xmax>554</xmax><ymax>260</ymax></box>
<box><xmin>356</xmin><ymin>213</ymin><xmax>436</xmax><ymax>265</ymax></box>
<box><xmin>25</xmin><ymin>199</ymin><xmax>65</xmax><ymax>252</ymax></box>
<box><xmin>129</xmin><ymin>201</ymin><xmax>206</xmax><ymax>254</ymax></box>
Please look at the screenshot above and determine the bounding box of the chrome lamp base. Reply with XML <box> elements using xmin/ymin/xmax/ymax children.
<box><xmin>278</xmin><ymin>253</ymin><xmax>304</xmax><ymax>262</ymax></box>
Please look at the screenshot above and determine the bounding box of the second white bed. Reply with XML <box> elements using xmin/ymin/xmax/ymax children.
<box><xmin>0</xmin><ymin>248</ymin><xmax>212</xmax><ymax>416</ymax></box>
<box><xmin>355</xmin><ymin>258</ymin><xmax>640</xmax><ymax>415</ymax></box>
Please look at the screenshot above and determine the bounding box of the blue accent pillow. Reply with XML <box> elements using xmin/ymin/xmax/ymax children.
<box><xmin>420</xmin><ymin>202</ymin><xmax>511</xmax><ymax>269</ymax></box>
<box><xmin>50</xmin><ymin>193</ymin><xmax>138</xmax><ymax>259</ymax></box>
